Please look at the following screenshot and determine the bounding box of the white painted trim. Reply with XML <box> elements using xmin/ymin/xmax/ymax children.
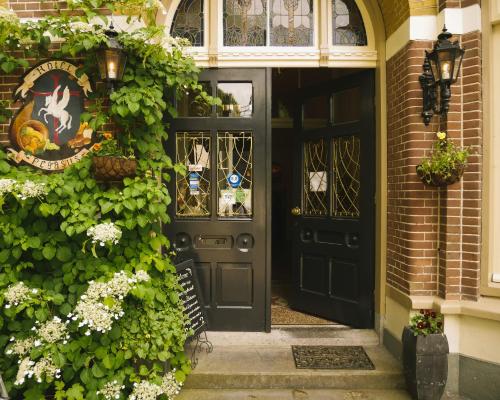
<box><xmin>437</xmin><ymin>4</ymin><xmax>482</xmax><ymax>35</ymax></box>
<box><xmin>386</xmin><ymin>5</ymin><xmax>482</xmax><ymax>61</ymax></box>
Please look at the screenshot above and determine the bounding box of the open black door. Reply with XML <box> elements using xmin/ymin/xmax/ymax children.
<box><xmin>291</xmin><ymin>70</ymin><xmax>375</xmax><ymax>328</ymax></box>
<box><xmin>166</xmin><ymin>69</ymin><xmax>271</xmax><ymax>331</ymax></box>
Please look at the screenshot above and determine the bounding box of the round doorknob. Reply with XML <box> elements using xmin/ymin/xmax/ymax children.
<box><xmin>291</xmin><ymin>207</ymin><xmax>302</xmax><ymax>216</ymax></box>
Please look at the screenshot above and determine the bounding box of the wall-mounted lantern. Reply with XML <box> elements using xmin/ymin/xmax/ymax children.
<box><xmin>419</xmin><ymin>26</ymin><xmax>465</xmax><ymax>125</ymax></box>
<box><xmin>97</xmin><ymin>24</ymin><xmax>127</xmax><ymax>91</ymax></box>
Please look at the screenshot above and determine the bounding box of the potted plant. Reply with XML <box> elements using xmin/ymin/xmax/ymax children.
<box><xmin>416</xmin><ymin>131</ymin><xmax>470</xmax><ymax>187</ymax></box>
<box><xmin>91</xmin><ymin>131</ymin><xmax>137</xmax><ymax>181</ymax></box>
<box><xmin>402</xmin><ymin>309</ymin><xmax>449</xmax><ymax>400</ymax></box>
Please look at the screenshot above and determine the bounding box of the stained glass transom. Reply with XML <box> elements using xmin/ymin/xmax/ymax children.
<box><xmin>270</xmin><ymin>0</ymin><xmax>314</xmax><ymax>46</ymax></box>
<box><xmin>223</xmin><ymin>0</ymin><xmax>267</xmax><ymax>46</ymax></box>
<box><xmin>303</xmin><ymin>139</ymin><xmax>328</xmax><ymax>216</ymax></box>
<box><xmin>176</xmin><ymin>132</ymin><xmax>211</xmax><ymax>217</ymax></box>
<box><xmin>171</xmin><ymin>0</ymin><xmax>204</xmax><ymax>47</ymax></box>
<box><xmin>217</xmin><ymin>131</ymin><xmax>253</xmax><ymax>217</ymax></box>
<box><xmin>332</xmin><ymin>0</ymin><xmax>367</xmax><ymax>46</ymax></box>
<box><xmin>332</xmin><ymin>135</ymin><xmax>360</xmax><ymax>217</ymax></box>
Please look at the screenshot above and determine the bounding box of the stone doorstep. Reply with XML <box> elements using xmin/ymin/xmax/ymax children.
<box><xmin>177</xmin><ymin>389</ymin><xmax>412</xmax><ymax>400</ymax></box>
<box><xmin>184</xmin><ymin>329</ymin><xmax>405</xmax><ymax>390</ymax></box>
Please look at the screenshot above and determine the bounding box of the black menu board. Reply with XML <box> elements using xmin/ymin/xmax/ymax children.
<box><xmin>175</xmin><ymin>259</ymin><xmax>207</xmax><ymax>337</ymax></box>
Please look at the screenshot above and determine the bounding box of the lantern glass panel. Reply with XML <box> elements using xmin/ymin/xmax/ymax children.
<box><xmin>427</xmin><ymin>51</ymin><xmax>439</xmax><ymax>83</ymax></box>
<box><xmin>453</xmin><ymin>50</ymin><xmax>464</xmax><ymax>81</ymax></box>
<box><xmin>98</xmin><ymin>48</ymin><xmax>126</xmax><ymax>81</ymax></box>
<box><xmin>437</xmin><ymin>49</ymin><xmax>454</xmax><ymax>81</ymax></box>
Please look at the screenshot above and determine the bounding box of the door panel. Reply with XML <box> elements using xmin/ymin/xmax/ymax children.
<box><xmin>166</xmin><ymin>69</ymin><xmax>270</xmax><ymax>331</ymax></box>
<box><xmin>291</xmin><ymin>70</ymin><xmax>375</xmax><ymax>328</ymax></box>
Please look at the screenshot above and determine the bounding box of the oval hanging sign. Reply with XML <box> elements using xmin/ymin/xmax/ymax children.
<box><xmin>7</xmin><ymin>60</ymin><xmax>94</xmax><ymax>171</ymax></box>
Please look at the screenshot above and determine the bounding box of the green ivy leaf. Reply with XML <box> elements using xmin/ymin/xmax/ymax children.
<box><xmin>42</xmin><ymin>245</ymin><xmax>56</xmax><ymax>260</ymax></box>
<box><xmin>57</xmin><ymin>247</ymin><xmax>73</xmax><ymax>262</ymax></box>
<box><xmin>66</xmin><ymin>384</ymin><xmax>85</xmax><ymax>400</ymax></box>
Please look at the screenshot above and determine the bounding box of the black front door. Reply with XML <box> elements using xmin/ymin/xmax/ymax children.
<box><xmin>291</xmin><ymin>71</ymin><xmax>375</xmax><ymax>328</ymax></box>
<box><xmin>166</xmin><ymin>69</ymin><xmax>270</xmax><ymax>331</ymax></box>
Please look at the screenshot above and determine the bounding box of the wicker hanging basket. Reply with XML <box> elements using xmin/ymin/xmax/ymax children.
<box><xmin>416</xmin><ymin>164</ymin><xmax>465</xmax><ymax>187</ymax></box>
<box><xmin>92</xmin><ymin>156</ymin><xmax>137</xmax><ymax>181</ymax></box>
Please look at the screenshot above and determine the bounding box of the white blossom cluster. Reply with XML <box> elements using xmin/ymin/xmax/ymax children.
<box><xmin>15</xmin><ymin>356</ymin><xmax>60</xmax><ymax>385</ymax></box>
<box><xmin>0</xmin><ymin>178</ymin><xmax>16</xmax><ymax>196</ymax></box>
<box><xmin>87</xmin><ymin>223</ymin><xmax>122</xmax><ymax>246</ymax></box>
<box><xmin>3</xmin><ymin>282</ymin><xmax>35</xmax><ymax>308</ymax></box>
<box><xmin>161</xmin><ymin>370</ymin><xmax>183</xmax><ymax>399</ymax></box>
<box><xmin>129</xmin><ymin>381</ymin><xmax>163</xmax><ymax>400</ymax></box>
<box><xmin>16</xmin><ymin>180</ymin><xmax>47</xmax><ymax>200</ymax></box>
<box><xmin>37</xmin><ymin>316</ymin><xmax>70</xmax><ymax>344</ymax></box>
<box><xmin>5</xmin><ymin>337</ymin><xmax>34</xmax><ymax>356</ymax></box>
<box><xmin>129</xmin><ymin>372</ymin><xmax>183</xmax><ymax>400</ymax></box>
<box><xmin>97</xmin><ymin>380</ymin><xmax>125</xmax><ymax>400</ymax></box>
<box><xmin>73</xmin><ymin>270</ymin><xmax>149</xmax><ymax>334</ymax></box>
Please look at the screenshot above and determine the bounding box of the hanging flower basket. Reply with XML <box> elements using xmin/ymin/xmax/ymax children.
<box><xmin>416</xmin><ymin>131</ymin><xmax>469</xmax><ymax>188</ymax></box>
<box><xmin>92</xmin><ymin>156</ymin><xmax>137</xmax><ymax>181</ymax></box>
<box><xmin>416</xmin><ymin>163</ymin><xmax>465</xmax><ymax>187</ymax></box>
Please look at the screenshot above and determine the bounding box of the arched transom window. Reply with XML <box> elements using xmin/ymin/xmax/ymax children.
<box><xmin>332</xmin><ymin>0</ymin><xmax>367</xmax><ymax>46</ymax></box>
<box><xmin>171</xmin><ymin>0</ymin><xmax>205</xmax><ymax>47</ymax></box>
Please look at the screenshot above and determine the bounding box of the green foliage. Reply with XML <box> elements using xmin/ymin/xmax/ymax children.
<box><xmin>416</xmin><ymin>132</ymin><xmax>470</xmax><ymax>184</ymax></box>
<box><xmin>0</xmin><ymin>1</ymin><xmax>218</xmax><ymax>398</ymax></box>
<box><xmin>409</xmin><ymin>309</ymin><xmax>444</xmax><ymax>336</ymax></box>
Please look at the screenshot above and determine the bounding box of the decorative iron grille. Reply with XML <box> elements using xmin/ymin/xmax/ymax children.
<box><xmin>303</xmin><ymin>139</ymin><xmax>328</xmax><ymax>216</ymax></box>
<box><xmin>217</xmin><ymin>131</ymin><xmax>253</xmax><ymax>217</ymax></box>
<box><xmin>332</xmin><ymin>135</ymin><xmax>360</xmax><ymax>217</ymax></box>
<box><xmin>176</xmin><ymin>132</ymin><xmax>211</xmax><ymax>217</ymax></box>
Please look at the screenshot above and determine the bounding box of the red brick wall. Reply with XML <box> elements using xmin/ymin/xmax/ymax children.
<box><xmin>386</xmin><ymin>32</ymin><xmax>483</xmax><ymax>300</ymax></box>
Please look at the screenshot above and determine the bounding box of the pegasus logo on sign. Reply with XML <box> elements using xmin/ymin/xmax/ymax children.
<box><xmin>38</xmin><ymin>85</ymin><xmax>73</xmax><ymax>136</ymax></box>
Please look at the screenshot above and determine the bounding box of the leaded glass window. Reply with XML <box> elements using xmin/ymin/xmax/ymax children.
<box><xmin>332</xmin><ymin>0</ymin><xmax>367</xmax><ymax>46</ymax></box>
<box><xmin>332</xmin><ymin>136</ymin><xmax>360</xmax><ymax>218</ymax></box>
<box><xmin>176</xmin><ymin>132</ymin><xmax>211</xmax><ymax>217</ymax></box>
<box><xmin>217</xmin><ymin>131</ymin><xmax>253</xmax><ymax>217</ymax></box>
<box><xmin>270</xmin><ymin>0</ymin><xmax>313</xmax><ymax>46</ymax></box>
<box><xmin>171</xmin><ymin>0</ymin><xmax>204</xmax><ymax>47</ymax></box>
<box><xmin>223</xmin><ymin>0</ymin><xmax>267</xmax><ymax>46</ymax></box>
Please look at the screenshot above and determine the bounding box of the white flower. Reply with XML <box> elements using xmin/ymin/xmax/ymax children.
<box><xmin>15</xmin><ymin>357</ymin><xmax>34</xmax><ymax>385</ymax></box>
<box><xmin>87</xmin><ymin>223</ymin><xmax>122</xmax><ymax>247</ymax></box>
<box><xmin>37</xmin><ymin>316</ymin><xmax>68</xmax><ymax>343</ymax></box>
<box><xmin>129</xmin><ymin>381</ymin><xmax>163</xmax><ymax>400</ymax></box>
<box><xmin>97</xmin><ymin>380</ymin><xmax>124</xmax><ymax>400</ymax></box>
<box><xmin>74</xmin><ymin>271</ymin><xmax>145</xmax><ymax>334</ymax></box>
<box><xmin>4</xmin><ymin>282</ymin><xmax>32</xmax><ymax>307</ymax></box>
<box><xmin>161</xmin><ymin>370</ymin><xmax>183</xmax><ymax>399</ymax></box>
<box><xmin>0</xmin><ymin>178</ymin><xmax>16</xmax><ymax>196</ymax></box>
<box><xmin>6</xmin><ymin>337</ymin><xmax>34</xmax><ymax>357</ymax></box>
<box><xmin>32</xmin><ymin>356</ymin><xmax>58</xmax><ymax>383</ymax></box>
<box><xmin>16</xmin><ymin>180</ymin><xmax>47</xmax><ymax>200</ymax></box>
<box><xmin>135</xmin><ymin>270</ymin><xmax>150</xmax><ymax>282</ymax></box>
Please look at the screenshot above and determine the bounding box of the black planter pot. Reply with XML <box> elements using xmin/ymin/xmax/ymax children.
<box><xmin>402</xmin><ymin>326</ymin><xmax>449</xmax><ymax>400</ymax></box>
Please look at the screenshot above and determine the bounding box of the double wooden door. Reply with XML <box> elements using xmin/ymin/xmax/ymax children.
<box><xmin>166</xmin><ymin>68</ymin><xmax>270</xmax><ymax>331</ymax></box>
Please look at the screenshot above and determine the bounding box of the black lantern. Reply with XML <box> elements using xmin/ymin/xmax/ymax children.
<box><xmin>97</xmin><ymin>24</ymin><xmax>127</xmax><ymax>91</ymax></box>
<box><xmin>419</xmin><ymin>26</ymin><xmax>465</xmax><ymax>125</ymax></box>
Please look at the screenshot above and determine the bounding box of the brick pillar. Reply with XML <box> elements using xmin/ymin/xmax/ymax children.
<box><xmin>386</xmin><ymin>33</ymin><xmax>483</xmax><ymax>300</ymax></box>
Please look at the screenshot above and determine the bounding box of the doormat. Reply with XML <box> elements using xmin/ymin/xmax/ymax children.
<box><xmin>291</xmin><ymin>345</ymin><xmax>375</xmax><ymax>370</ymax></box>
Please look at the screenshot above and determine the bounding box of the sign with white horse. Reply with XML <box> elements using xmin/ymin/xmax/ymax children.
<box><xmin>8</xmin><ymin>60</ymin><xmax>94</xmax><ymax>171</ymax></box>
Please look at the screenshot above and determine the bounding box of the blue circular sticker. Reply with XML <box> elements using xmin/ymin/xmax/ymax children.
<box><xmin>227</xmin><ymin>173</ymin><xmax>242</xmax><ymax>188</ymax></box>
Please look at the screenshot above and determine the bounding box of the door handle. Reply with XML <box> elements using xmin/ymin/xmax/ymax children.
<box><xmin>291</xmin><ymin>207</ymin><xmax>302</xmax><ymax>216</ymax></box>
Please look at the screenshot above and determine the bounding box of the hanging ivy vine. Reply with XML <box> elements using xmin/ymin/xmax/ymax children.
<box><xmin>0</xmin><ymin>2</ymin><xmax>217</xmax><ymax>399</ymax></box>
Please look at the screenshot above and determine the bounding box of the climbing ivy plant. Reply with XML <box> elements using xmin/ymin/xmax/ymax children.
<box><xmin>0</xmin><ymin>2</ymin><xmax>218</xmax><ymax>399</ymax></box>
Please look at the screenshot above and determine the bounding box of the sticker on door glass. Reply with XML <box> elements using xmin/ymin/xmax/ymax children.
<box><xmin>189</xmin><ymin>172</ymin><xmax>200</xmax><ymax>195</ymax></box>
<box><xmin>309</xmin><ymin>171</ymin><xmax>327</xmax><ymax>192</ymax></box>
<box><xmin>227</xmin><ymin>172</ymin><xmax>242</xmax><ymax>188</ymax></box>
